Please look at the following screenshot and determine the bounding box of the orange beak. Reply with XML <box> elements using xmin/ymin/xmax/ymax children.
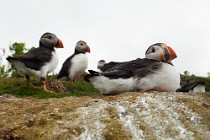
<box><xmin>161</xmin><ymin>46</ymin><xmax>177</xmax><ymax>62</ymax></box>
<box><xmin>85</xmin><ymin>46</ymin><xmax>90</xmax><ymax>53</ymax></box>
<box><xmin>56</xmin><ymin>39</ymin><xmax>64</xmax><ymax>48</ymax></box>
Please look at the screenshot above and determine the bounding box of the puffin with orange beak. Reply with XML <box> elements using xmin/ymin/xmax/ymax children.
<box><xmin>145</xmin><ymin>43</ymin><xmax>177</xmax><ymax>64</ymax></box>
<box><xmin>7</xmin><ymin>32</ymin><xmax>64</xmax><ymax>92</ymax></box>
<box><xmin>57</xmin><ymin>40</ymin><xmax>90</xmax><ymax>83</ymax></box>
<box><xmin>84</xmin><ymin>43</ymin><xmax>180</xmax><ymax>95</ymax></box>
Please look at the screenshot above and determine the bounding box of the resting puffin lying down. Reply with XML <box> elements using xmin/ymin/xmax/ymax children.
<box><xmin>97</xmin><ymin>43</ymin><xmax>176</xmax><ymax>73</ymax></box>
<box><xmin>176</xmin><ymin>81</ymin><xmax>205</xmax><ymax>92</ymax></box>
<box><xmin>85</xmin><ymin>43</ymin><xmax>180</xmax><ymax>95</ymax></box>
<box><xmin>7</xmin><ymin>32</ymin><xmax>63</xmax><ymax>92</ymax></box>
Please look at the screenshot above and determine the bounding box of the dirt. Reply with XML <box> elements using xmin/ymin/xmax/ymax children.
<box><xmin>0</xmin><ymin>92</ymin><xmax>210</xmax><ymax>140</ymax></box>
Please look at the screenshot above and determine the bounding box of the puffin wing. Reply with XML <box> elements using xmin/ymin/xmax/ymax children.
<box><xmin>57</xmin><ymin>55</ymin><xmax>75</xmax><ymax>79</ymax></box>
<box><xmin>104</xmin><ymin>58</ymin><xmax>162</xmax><ymax>80</ymax></box>
<box><xmin>7</xmin><ymin>47</ymin><xmax>52</xmax><ymax>70</ymax></box>
<box><xmin>100</xmin><ymin>61</ymin><xmax>122</xmax><ymax>72</ymax></box>
<box><xmin>101</xmin><ymin>69</ymin><xmax>132</xmax><ymax>79</ymax></box>
<box><xmin>89</xmin><ymin>58</ymin><xmax>159</xmax><ymax>80</ymax></box>
<box><xmin>107</xmin><ymin>58</ymin><xmax>158</xmax><ymax>72</ymax></box>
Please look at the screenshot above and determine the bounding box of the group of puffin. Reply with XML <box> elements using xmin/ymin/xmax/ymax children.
<box><xmin>6</xmin><ymin>32</ymin><xmax>205</xmax><ymax>94</ymax></box>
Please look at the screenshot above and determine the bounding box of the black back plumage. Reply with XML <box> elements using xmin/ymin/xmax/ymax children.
<box><xmin>176</xmin><ymin>81</ymin><xmax>205</xmax><ymax>92</ymax></box>
<box><xmin>85</xmin><ymin>58</ymin><xmax>162</xmax><ymax>80</ymax></box>
<box><xmin>6</xmin><ymin>44</ymin><xmax>54</xmax><ymax>71</ymax></box>
<box><xmin>99</xmin><ymin>61</ymin><xmax>122</xmax><ymax>72</ymax></box>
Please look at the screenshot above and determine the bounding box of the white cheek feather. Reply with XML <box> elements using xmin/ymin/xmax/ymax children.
<box><xmin>40</xmin><ymin>51</ymin><xmax>59</xmax><ymax>78</ymax></box>
<box><xmin>136</xmin><ymin>63</ymin><xmax>180</xmax><ymax>92</ymax></box>
<box><xmin>69</xmin><ymin>54</ymin><xmax>88</xmax><ymax>80</ymax></box>
<box><xmin>89</xmin><ymin>76</ymin><xmax>136</xmax><ymax>95</ymax></box>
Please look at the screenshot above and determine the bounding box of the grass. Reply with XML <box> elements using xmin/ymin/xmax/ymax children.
<box><xmin>1</xmin><ymin>75</ymin><xmax>210</xmax><ymax>99</ymax></box>
<box><xmin>0</xmin><ymin>77</ymin><xmax>100</xmax><ymax>99</ymax></box>
<box><xmin>197</xmin><ymin>77</ymin><xmax>210</xmax><ymax>92</ymax></box>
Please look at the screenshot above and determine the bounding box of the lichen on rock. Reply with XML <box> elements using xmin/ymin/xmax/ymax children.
<box><xmin>0</xmin><ymin>92</ymin><xmax>210</xmax><ymax>140</ymax></box>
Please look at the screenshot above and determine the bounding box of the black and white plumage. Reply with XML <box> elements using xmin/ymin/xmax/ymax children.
<box><xmin>7</xmin><ymin>32</ymin><xmax>63</xmax><ymax>92</ymax></box>
<box><xmin>176</xmin><ymin>81</ymin><xmax>205</xmax><ymax>92</ymax></box>
<box><xmin>85</xmin><ymin>43</ymin><xmax>180</xmax><ymax>95</ymax></box>
<box><xmin>97</xmin><ymin>43</ymin><xmax>177</xmax><ymax>73</ymax></box>
<box><xmin>57</xmin><ymin>40</ymin><xmax>90</xmax><ymax>82</ymax></box>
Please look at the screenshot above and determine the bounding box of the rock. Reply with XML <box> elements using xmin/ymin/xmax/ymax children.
<box><xmin>0</xmin><ymin>92</ymin><xmax>210</xmax><ymax>140</ymax></box>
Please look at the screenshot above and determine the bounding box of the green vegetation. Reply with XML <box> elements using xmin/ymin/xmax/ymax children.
<box><xmin>0</xmin><ymin>77</ymin><xmax>100</xmax><ymax>98</ymax></box>
<box><xmin>9</xmin><ymin>42</ymin><xmax>27</xmax><ymax>77</ymax></box>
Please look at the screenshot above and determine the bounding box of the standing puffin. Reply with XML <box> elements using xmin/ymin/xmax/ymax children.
<box><xmin>84</xmin><ymin>43</ymin><xmax>180</xmax><ymax>95</ymax></box>
<box><xmin>7</xmin><ymin>32</ymin><xmax>64</xmax><ymax>92</ymax></box>
<box><xmin>57</xmin><ymin>40</ymin><xmax>90</xmax><ymax>83</ymax></box>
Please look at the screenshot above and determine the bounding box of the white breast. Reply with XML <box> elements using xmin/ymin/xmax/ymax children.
<box><xmin>40</xmin><ymin>51</ymin><xmax>59</xmax><ymax>78</ymax></box>
<box><xmin>69</xmin><ymin>54</ymin><xmax>88</xmax><ymax>80</ymax></box>
<box><xmin>135</xmin><ymin>63</ymin><xmax>180</xmax><ymax>92</ymax></box>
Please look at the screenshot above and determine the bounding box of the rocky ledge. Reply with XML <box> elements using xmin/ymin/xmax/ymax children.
<box><xmin>0</xmin><ymin>92</ymin><xmax>210</xmax><ymax>140</ymax></box>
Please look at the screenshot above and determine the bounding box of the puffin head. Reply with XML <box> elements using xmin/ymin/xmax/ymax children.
<box><xmin>75</xmin><ymin>40</ymin><xmax>90</xmax><ymax>53</ymax></box>
<box><xmin>97</xmin><ymin>60</ymin><xmax>106</xmax><ymax>69</ymax></box>
<box><xmin>40</xmin><ymin>32</ymin><xmax>64</xmax><ymax>49</ymax></box>
<box><xmin>145</xmin><ymin>43</ymin><xmax>177</xmax><ymax>63</ymax></box>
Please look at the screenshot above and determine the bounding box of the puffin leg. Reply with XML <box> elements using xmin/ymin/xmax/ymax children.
<box><xmin>25</xmin><ymin>76</ymin><xmax>40</xmax><ymax>88</ymax></box>
<box><xmin>70</xmin><ymin>79</ymin><xmax>76</xmax><ymax>84</ymax></box>
<box><xmin>41</xmin><ymin>78</ymin><xmax>53</xmax><ymax>93</ymax></box>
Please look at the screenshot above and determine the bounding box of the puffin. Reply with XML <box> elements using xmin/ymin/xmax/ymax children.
<box><xmin>97</xmin><ymin>43</ymin><xmax>176</xmax><ymax>73</ymax></box>
<box><xmin>6</xmin><ymin>32</ymin><xmax>63</xmax><ymax>92</ymax></box>
<box><xmin>84</xmin><ymin>43</ymin><xmax>180</xmax><ymax>95</ymax></box>
<box><xmin>176</xmin><ymin>81</ymin><xmax>205</xmax><ymax>92</ymax></box>
<box><xmin>57</xmin><ymin>40</ymin><xmax>90</xmax><ymax>83</ymax></box>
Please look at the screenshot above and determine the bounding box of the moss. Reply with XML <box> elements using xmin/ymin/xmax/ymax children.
<box><xmin>101</xmin><ymin>107</ymin><xmax>131</xmax><ymax>140</ymax></box>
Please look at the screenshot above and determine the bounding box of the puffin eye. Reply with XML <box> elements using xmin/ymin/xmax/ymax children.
<box><xmin>48</xmin><ymin>35</ymin><xmax>51</xmax><ymax>39</ymax></box>
<box><xmin>80</xmin><ymin>43</ymin><xmax>83</xmax><ymax>46</ymax></box>
<box><xmin>152</xmin><ymin>47</ymin><xmax>155</xmax><ymax>53</ymax></box>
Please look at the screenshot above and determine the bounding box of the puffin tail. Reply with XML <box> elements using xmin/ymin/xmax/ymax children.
<box><xmin>84</xmin><ymin>70</ymin><xmax>100</xmax><ymax>82</ymax></box>
<box><xmin>6</xmin><ymin>56</ymin><xmax>16</xmax><ymax>62</ymax></box>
